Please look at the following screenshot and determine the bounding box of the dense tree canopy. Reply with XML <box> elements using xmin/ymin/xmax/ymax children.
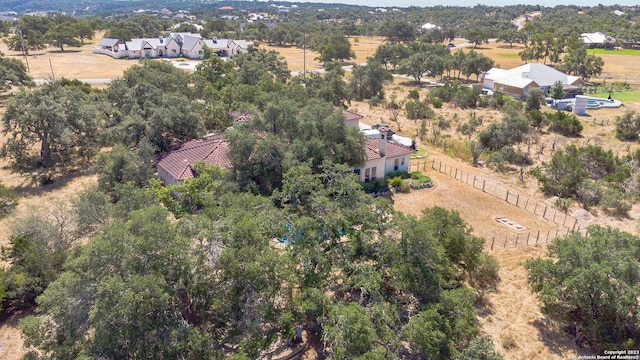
<box><xmin>527</xmin><ymin>226</ymin><xmax>640</xmax><ymax>351</ymax></box>
<box><xmin>1</xmin><ymin>80</ymin><xmax>102</xmax><ymax>176</ymax></box>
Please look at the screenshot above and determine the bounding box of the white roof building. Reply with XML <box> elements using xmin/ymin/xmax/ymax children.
<box><xmin>581</xmin><ymin>31</ymin><xmax>615</xmax><ymax>48</ymax></box>
<box><xmin>421</xmin><ymin>22</ymin><xmax>442</xmax><ymax>31</ymax></box>
<box><xmin>482</xmin><ymin>63</ymin><xmax>583</xmax><ymax>99</ymax></box>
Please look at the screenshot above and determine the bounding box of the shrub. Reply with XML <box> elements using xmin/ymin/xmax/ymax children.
<box><xmin>430</xmin><ymin>97</ymin><xmax>443</xmax><ymax>108</ymax></box>
<box><xmin>600</xmin><ymin>187</ymin><xmax>631</xmax><ymax>217</ymax></box>
<box><xmin>405</xmin><ymin>100</ymin><xmax>434</xmax><ymax>120</ymax></box>
<box><xmin>488</xmin><ymin>146</ymin><xmax>532</xmax><ymax>167</ymax></box>
<box><xmin>408</xmin><ymin>89</ymin><xmax>420</xmax><ymax>100</ymax></box>
<box><xmin>388</xmin><ymin>176</ymin><xmax>403</xmax><ymax>187</ymax></box>
<box><xmin>437</xmin><ymin>116</ymin><xmax>450</xmax><ymax>130</ymax></box>
<box><xmin>397</xmin><ymin>182</ymin><xmax>411</xmax><ymax>193</ymax></box>
<box><xmin>478</xmin><ymin>111</ymin><xmax>529</xmax><ymax>150</ymax></box>
<box><xmin>554</xmin><ymin>197</ymin><xmax>573</xmax><ymax>212</ymax></box>
<box><xmin>362</xmin><ymin>178</ymin><xmax>387</xmax><ymax>193</ymax></box>
<box><xmin>0</xmin><ymin>183</ymin><xmax>18</xmax><ymax>217</ymax></box>
<box><xmin>615</xmin><ymin>111</ymin><xmax>640</xmax><ymax>141</ymax></box>
<box><xmin>576</xmin><ymin>180</ymin><xmax>601</xmax><ymax>209</ymax></box>
<box><xmin>547</xmin><ymin>111</ymin><xmax>583</xmax><ymax>137</ymax></box>
<box><xmin>388</xmin><ymin>171</ymin><xmax>411</xmax><ymax>179</ymax></box>
<box><xmin>452</xmin><ymin>87</ymin><xmax>479</xmax><ymax>109</ymax></box>
<box><xmin>472</xmin><ymin>253</ymin><xmax>499</xmax><ymax>287</ymax></box>
<box><xmin>369</xmin><ymin>95</ymin><xmax>384</xmax><ymax>107</ymax></box>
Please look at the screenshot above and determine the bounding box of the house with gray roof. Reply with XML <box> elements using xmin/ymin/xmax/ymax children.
<box><xmin>482</xmin><ymin>63</ymin><xmax>583</xmax><ymax>99</ymax></box>
<box><xmin>94</xmin><ymin>32</ymin><xmax>252</xmax><ymax>60</ymax></box>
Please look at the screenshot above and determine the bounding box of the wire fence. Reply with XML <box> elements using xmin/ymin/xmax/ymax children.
<box><xmin>410</xmin><ymin>158</ymin><xmax>590</xmax><ymax>250</ymax></box>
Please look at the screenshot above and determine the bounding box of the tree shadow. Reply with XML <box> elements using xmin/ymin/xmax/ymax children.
<box><xmin>11</xmin><ymin>169</ymin><xmax>88</xmax><ymax>198</ymax></box>
<box><xmin>0</xmin><ymin>307</ymin><xmax>34</xmax><ymax>328</ymax></box>
<box><xmin>474</xmin><ymin>289</ymin><xmax>496</xmax><ymax>317</ymax></box>
<box><xmin>48</xmin><ymin>49</ymin><xmax>82</xmax><ymax>54</ymax></box>
<box><xmin>531</xmin><ymin>317</ymin><xmax>594</xmax><ymax>358</ymax></box>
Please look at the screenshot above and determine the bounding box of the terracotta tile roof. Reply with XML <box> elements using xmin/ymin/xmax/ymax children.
<box><xmin>365</xmin><ymin>137</ymin><xmax>413</xmax><ymax>161</ymax></box>
<box><xmin>342</xmin><ymin>109</ymin><xmax>363</xmax><ymax>123</ymax></box>
<box><xmin>229</xmin><ymin>111</ymin><xmax>254</xmax><ymax>122</ymax></box>
<box><xmin>384</xmin><ymin>139</ymin><xmax>414</xmax><ymax>158</ymax></box>
<box><xmin>157</xmin><ymin>134</ymin><xmax>231</xmax><ymax>182</ymax></box>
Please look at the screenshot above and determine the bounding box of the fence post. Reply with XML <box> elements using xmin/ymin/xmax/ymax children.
<box><xmin>543</xmin><ymin>206</ymin><xmax>548</xmax><ymax>219</ymax></box>
<box><xmin>536</xmin><ymin>230</ymin><xmax>540</xmax><ymax>244</ymax></box>
<box><xmin>572</xmin><ymin>219</ymin><xmax>578</xmax><ymax>231</ymax></box>
<box><xmin>552</xmin><ymin>210</ymin><xmax>556</xmax><ymax>223</ymax></box>
<box><xmin>431</xmin><ymin>159</ymin><xmax>435</xmax><ymax>169</ymax></box>
<box><xmin>546</xmin><ymin>230</ymin><xmax>550</xmax><ymax>243</ymax></box>
<box><xmin>491</xmin><ymin>237</ymin><xmax>495</xmax><ymax>250</ymax></box>
<box><xmin>563</xmin><ymin>213</ymin><xmax>568</xmax><ymax>227</ymax></box>
<box><xmin>439</xmin><ymin>162</ymin><xmax>442</xmax><ymax>172</ymax></box>
<box><xmin>473</xmin><ymin>176</ymin><xmax>476</xmax><ymax>188</ymax></box>
<box><xmin>515</xmin><ymin>234</ymin><xmax>519</xmax><ymax>247</ymax></box>
<box><xmin>555</xmin><ymin>228</ymin><xmax>559</xmax><ymax>239</ymax></box>
<box><xmin>534</xmin><ymin>202</ymin><xmax>538</xmax><ymax>214</ymax></box>
<box><xmin>505</xmin><ymin>190</ymin><xmax>509</xmax><ymax>202</ymax></box>
<box><xmin>423</xmin><ymin>161</ymin><xmax>426</xmax><ymax>171</ymax></box>
<box><xmin>516</xmin><ymin>194</ymin><xmax>519</xmax><ymax>207</ymax></box>
<box><xmin>449</xmin><ymin>166</ymin><xmax>452</xmax><ymax>176</ymax></box>
<box><xmin>455</xmin><ymin>168</ymin><xmax>458</xmax><ymax>180</ymax></box>
<box><xmin>482</xmin><ymin>180</ymin><xmax>486</xmax><ymax>192</ymax></box>
<box><xmin>504</xmin><ymin>235</ymin><xmax>507</xmax><ymax>248</ymax></box>
<box><xmin>526</xmin><ymin>232</ymin><xmax>530</xmax><ymax>245</ymax></box>
<box><xmin>466</xmin><ymin>173</ymin><xmax>469</xmax><ymax>184</ymax></box>
<box><xmin>525</xmin><ymin>198</ymin><xmax>529</xmax><ymax>210</ymax></box>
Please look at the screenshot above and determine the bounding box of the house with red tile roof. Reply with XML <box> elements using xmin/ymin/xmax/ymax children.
<box><xmin>343</xmin><ymin>110</ymin><xmax>363</xmax><ymax>128</ymax></box>
<box><xmin>157</xmin><ymin>133</ymin><xmax>231</xmax><ymax>185</ymax></box>
<box><xmin>355</xmin><ymin>127</ymin><xmax>413</xmax><ymax>183</ymax></box>
<box><xmin>157</xmin><ymin>110</ymin><xmax>411</xmax><ymax>186</ymax></box>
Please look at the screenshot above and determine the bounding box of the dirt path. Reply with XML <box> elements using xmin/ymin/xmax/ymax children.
<box><xmin>392</xmin><ymin>146</ymin><xmax>586</xmax><ymax>359</ymax></box>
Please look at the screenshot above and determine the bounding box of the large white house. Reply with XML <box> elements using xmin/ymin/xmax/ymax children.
<box><xmin>482</xmin><ymin>63</ymin><xmax>583</xmax><ymax>99</ymax></box>
<box><xmin>94</xmin><ymin>32</ymin><xmax>253</xmax><ymax>60</ymax></box>
<box><xmin>581</xmin><ymin>31</ymin><xmax>616</xmax><ymax>48</ymax></box>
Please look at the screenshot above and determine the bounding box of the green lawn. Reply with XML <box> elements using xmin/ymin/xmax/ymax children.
<box><xmin>587</xmin><ymin>48</ymin><xmax>640</xmax><ymax>56</ymax></box>
<box><xmin>590</xmin><ymin>90</ymin><xmax>640</xmax><ymax>102</ymax></box>
<box><xmin>496</xmin><ymin>52</ymin><xmax>520</xmax><ymax>59</ymax></box>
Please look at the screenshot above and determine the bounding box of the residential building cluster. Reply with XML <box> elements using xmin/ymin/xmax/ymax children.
<box><xmin>94</xmin><ymin>32</ymin><xmax>253</xmax><ymax>60</ymax></box>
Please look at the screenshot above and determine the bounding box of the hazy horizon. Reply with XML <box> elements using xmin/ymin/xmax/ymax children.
<box><xmin>282</xmin><ymin>0</ymin><xmax>637</xmax><ymax>7</ymax></box>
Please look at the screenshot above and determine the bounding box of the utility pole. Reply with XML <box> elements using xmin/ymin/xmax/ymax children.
<box><xmin>303</xmin><ymin>31</ymin><xmax>306</xmax><ymax>85</ymax></box>
<box><xmin>16</xmin><ymin>23</ymin><xmax>30</xmax><ymax>73</ymax></box>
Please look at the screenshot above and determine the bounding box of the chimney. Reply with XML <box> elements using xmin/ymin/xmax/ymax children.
<box><xmin>378</xmin><ymin>126</ymin><xmax>388</xmax><ymax>157</ymax></box>
<box><xmin>159</xmin><ymin>35</ymin><xmax>163</xmax><ymax>43</ymax></box>
<box><xmin>212</xmin><ymin>36</ymin><xmax>217</xmax><ymax>44</ymax></box>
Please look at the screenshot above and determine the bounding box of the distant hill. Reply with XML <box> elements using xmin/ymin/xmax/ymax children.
<box><xmin>0</xmin><ymin>0</ymin><xmax>365</xmax><ymax>16</ymax></box>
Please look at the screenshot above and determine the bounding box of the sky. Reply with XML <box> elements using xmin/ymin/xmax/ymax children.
<box><xmin>283</xmin><ymin>0</ymin><xmax>638</xmax><ymax>7</ymax></box>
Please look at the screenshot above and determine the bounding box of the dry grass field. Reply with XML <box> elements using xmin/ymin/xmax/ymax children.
<box><xmin>0</xmin><ymin>31</ymin><xmax>639</xmax><ymax>360</ymax></box>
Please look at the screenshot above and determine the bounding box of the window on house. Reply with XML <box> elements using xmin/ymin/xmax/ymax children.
<box><xmin>364</xmin><ymin>168</ymin><xmax>371</xmax><ymax>182</ymax></box>
<box><xmin>401</xmin><ymin>157</ymin><xmax>405</xmax><ymax>166</ymax></box>
<box><xmin>371</xmin><ymin>166</ymin><xmax>377</xmax><ymax>179</ymax></box>
<box><xmin>394</xmin><ymin>158</ymin><xmax>399</xmax><ymax>171</ymax></box>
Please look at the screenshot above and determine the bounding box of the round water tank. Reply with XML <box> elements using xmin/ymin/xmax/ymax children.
<box><xmin>573</xmin><ymin>95</ymin><xmax>588</xmax><ymax>116</ymax></box>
